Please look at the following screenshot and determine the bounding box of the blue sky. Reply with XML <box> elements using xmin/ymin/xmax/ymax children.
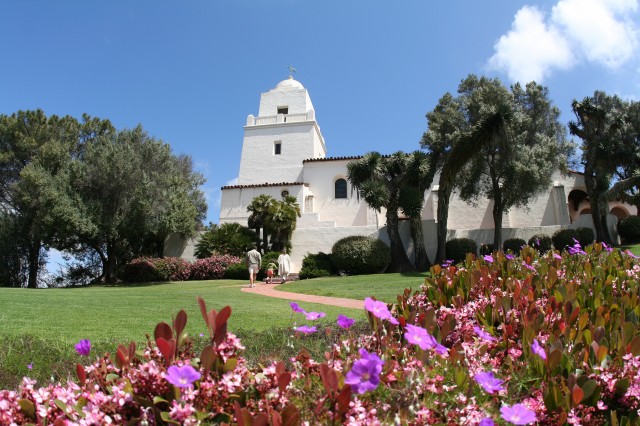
<box><xmin>2</xmin><ymin>0</ymin><xmax>639</xmax><ymax>226</ymax></box>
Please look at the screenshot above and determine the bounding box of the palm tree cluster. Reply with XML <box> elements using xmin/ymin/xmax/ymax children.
<box><xmin>247</xmin><ymin>194</ymin><xmax>301</xmax><ymax>253</ymax></box>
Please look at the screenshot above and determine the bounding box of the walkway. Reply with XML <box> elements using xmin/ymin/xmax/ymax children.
<box><xmin>241</xmin><ymin>283</ymin><xmax>364</xmax><ymax>310</ymax></box>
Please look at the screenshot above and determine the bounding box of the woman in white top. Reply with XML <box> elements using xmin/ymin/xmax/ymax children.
<box><xmin>277</xmin><ymin>249</ymin><xmax>291</xmax><ymax>283</ymax></box>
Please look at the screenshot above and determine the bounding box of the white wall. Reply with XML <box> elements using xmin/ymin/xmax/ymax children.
<box><xmin>220</xmin><ymin>184</ymin><xmax>306</xmax><ymax>224</ymax></box>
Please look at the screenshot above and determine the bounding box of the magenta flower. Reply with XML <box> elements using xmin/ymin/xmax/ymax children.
<box><xmin>289</xmin><ymin>302</ymin><xmax>306</xmax><ymax>313</ymax></box>
<box><xmin>479</xmin><ymin>418</ymin><xmax>495</xmax><ymax>426</ymax></box>
<box><xmin>303</xmin><ymin>311</ymin><xmax>326</xmax><ymax>321</ymax></box>
<box><xmin>166</xmin><ymin>365</ymin><xmax>201</xmax><ymax>388</ymax></box>
<box><xmin>474</xmin><ymin>371</ymin><xmax>506</xmax><ymax>394</ymax></box>
<box><xmin>75</xmin><ymin>339</ymin><xmax>91</xmax><ymax>356</ymax></box>
<box><xmin>553</xmin><ymin>253</ymin><xmax>562</xmax><ymax>260</ymax></box>
<box><xmin>294</xmin><ymin>325</ymin><xmax>317</xmax><ymax>334</ymax></box>
<box><xmin>364</xmin><ymin>297</ymin><xmax>399</xmax><ymax>325</ymax></box>
<box><xmin>505</xmin><ymin>254</ymin><xmax>515</xmax><ymax>260</ymax></box>
<box><xmin>337</xmin><ymin>314</ymin><xmax>355</xmax><ymax>329</ymax></box>
<box><xmin>522</xmin><ymin>262</ymin><xmax>536</xmax><ymax>272</ymax></box>
<box><xmin>483</xmin><ymin>254</ymin><xmax>494</xmax><ymax>263</ymax></box>
<box><xmin>500</xmin><ymin>403</ymin><xmax>537</xmax><ymax>425</ymax></box>
<box><xmin>473</xmin><ymin>325</ymin><xmax>497</xmax><ymax>342</ymax></box>
<box><xmin>531</xmin><ymin>339</ymin><xmax>547</xmax><ymax>360</ymax></box>
<box><xmin>404</xmin><ymin>324</ymin><xmax>448</xmax><ymax>355</ymax></box>
<box><xmin>626</xmin><ymin>250</ymin><xmax>639</xmax><ymax>259</ymax></box>
<box><xmin>27</xmin><ymin>363</ymin><xmax>33</xmax><ymax>370</ymax></box>
<box><xmin>344</xmin><ymin>348</ymin><xmax>384</xmax><ymax>394</ymax></box>
<box><xmin>568</xmin><ymin>239</ymin><xmax>586</xmax><ymax>255</ymax></box>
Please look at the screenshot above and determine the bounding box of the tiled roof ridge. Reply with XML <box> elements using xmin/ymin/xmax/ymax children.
<box><xmin>221</xmin><ymin>181</ymin><xmax>308</xmax><ymax>190</ymax></box>
<box><xmin>303</xmin><ymin>155</ymin><xmax>363</xmax><ymax>163</ymax></box>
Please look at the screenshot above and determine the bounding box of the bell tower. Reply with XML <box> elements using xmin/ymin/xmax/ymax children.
<box><xmin>237</xmin><ymin>76</ymin><xmax>326</xmax><ymax>185</ymax></box>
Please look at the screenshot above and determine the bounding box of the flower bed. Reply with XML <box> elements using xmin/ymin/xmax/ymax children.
<box><xmin>2</xmin><ymin>243</ymin><xmax>640</xmax><ymax>424</ymax></box>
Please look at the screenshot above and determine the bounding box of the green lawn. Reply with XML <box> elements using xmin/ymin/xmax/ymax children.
<box><xmin>0</xmin><ymin>274</ymin><xmax>423</xmax><ymax>389</ymax></box>
<box><xmin>278</xmin><ymin>272</ymin><xmax>428</xmax><ymax>302</ymax></box>
<box><xmin>620</xmin><ymin>242</ymin><xmax>640</xmax><ymax>256</ymax></box>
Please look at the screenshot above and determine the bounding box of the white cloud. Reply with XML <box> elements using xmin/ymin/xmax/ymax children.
<box><xmin>488</xmin><ymin>6</ymin><xmax>574</xmax><ymax>83</ymax></box>
<box><xmin>488</xmin><ymin>0</ymin><xmax>639</xmax><ymax>83</ymax></box>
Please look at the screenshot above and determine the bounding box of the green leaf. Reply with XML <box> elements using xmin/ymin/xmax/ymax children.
<box><xmin>18</xmin><ymin>399</ymin><xmax>36</xmax><ymax>419</ymax></box>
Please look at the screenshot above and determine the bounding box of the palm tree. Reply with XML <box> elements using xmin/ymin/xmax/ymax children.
<box><xmin>265</xmin><ymin>195</ymin><xmax>301</xmax><ymax>252</ymax></box>
<box><xmin>347</xmin><ymin>152</ymin><xmax>415</xmax><ymax>273</ymax></box>
<box><xmin>247</xmin><ymin>194</ymin><xmax>273</xmax><ymax>253</ymax></box>
<box><xmin>399</xmin><ymin>150</ymin><xmax>435</xmax><ymax>271</ymax></box>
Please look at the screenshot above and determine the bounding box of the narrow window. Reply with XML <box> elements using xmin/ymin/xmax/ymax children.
<box><xmin>274</xmin><ymin>142</ymin><xmax>282</xmax><ymax>155</ymax></box>
<box><xmin>277</xmin><ymin>107</ymin><xmax>289</xmax><ymax>115</ymax></box>
<box><xmin>335</xmin><ymin>179</ymin><xmax>347</xmax><ymax>199</ymax></box>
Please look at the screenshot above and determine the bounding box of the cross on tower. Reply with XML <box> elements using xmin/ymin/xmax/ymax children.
<box><xmin>288</xmin><ymin>65</ymin><xmax>297</xmax><ymax>77</ymax></box>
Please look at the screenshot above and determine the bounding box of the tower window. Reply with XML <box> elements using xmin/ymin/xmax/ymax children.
<box><xmin>335</xmin><ymin>179</ymin><xmax>347</xmax><ymax>199</ymax></box>
<box><xmin>274</xmin><ymin>142</ymin><xmax>282</xmax><ymax>155</ymax></box>
<box><xmin>277</xmin><ymin>107</ymin><xmax>288</xmax><ymax>115</ymax></box>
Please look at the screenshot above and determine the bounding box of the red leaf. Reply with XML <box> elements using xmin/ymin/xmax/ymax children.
<box><xmin>154</xmin><ymin>322</ymin><xmax>173</xmax><ymax>343</ymax></box>
<box><xmin>281</xmin><ymin>404</ymin><xmax>301</xmax><ymax>426</ymax></box>
<box><xmin>275</xmin><ymin>361</ymin><xmax>286</xmax><ymax>377</ymax></box>
<box><xmin>572</xmin><ymin>385</ymin><xmax>584</xmax><ymax>406</ymax></box>
<box><xmin>173</xmin><ymin>310</ymin><xmax>188</xmax><ymax>338</ymax></box>
<box><xmin>270</xmin><ymin>411</ymin><xmax>282</xmax><ymax>426</ymax></box>
<box><xmin>252</xmin><ymin>413</ymin><xmax>269</xmax><ymax>426</ymax></box>
<box><xmin>156</xmin><ymin>337</ymin><xmax>175</xmax><ymax>366</ymax></box>
<box><xmin>128</xmin><ymin>341</ymin><xmax>136</xmax><ymax>362</ymax></box>
<box><xmin>278</xmin><ymin>372</ymin><xmax>292</xmax><ymax>393</ymax></box>
<box><xmin>76</xmin><ymin>364</ymin><xmax>86</xmax><ymax>386</ymax></box>
<box><xmin>234</xmin><ymin>401</ymin><xmax>247</xmax><ymax>426</ymax></box>
<box><xmin>197</xmin><ymin>296</ymin><xmax>210</xmax><ymax>328</ymax></box>
<box><xmin>319</xmin><ymin>363</ymin><xmax>338</xmax><ymax>393</ymax></box>
<box><xmin>336</xmin><ymin>385</ymin><xmax>352</xmax><ymax>417</ymax></box>
<box><xmin>214</xmin><ymin>306</ymin><xmax>232</xmax><ymax>345</ymax></box>
<box><xmin>200</xmin><ymin>345</ymin><xmax>216</xmax><ymax>375</ymax></box>
<box><xmin>115</xmin><ymin>345</ymin><xmax>127</xmax><ymax>369</ymax></box>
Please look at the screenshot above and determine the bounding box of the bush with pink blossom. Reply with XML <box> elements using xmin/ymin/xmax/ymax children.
<box><xmin>2</xmin><ymin>243</ymin><xmax>640</xmax><ymax>424</ymax></box>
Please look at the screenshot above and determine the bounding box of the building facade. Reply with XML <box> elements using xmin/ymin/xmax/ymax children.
<box><xmin>167</xmin><ymin>77</ymin><xmax>636</xmax><ymax>272</ymax></box>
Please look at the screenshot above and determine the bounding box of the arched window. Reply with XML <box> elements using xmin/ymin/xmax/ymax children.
<box><xmin>335</xmin><ymin>179</ymin><xmax>347</xmax><ymax>199</ymax></box>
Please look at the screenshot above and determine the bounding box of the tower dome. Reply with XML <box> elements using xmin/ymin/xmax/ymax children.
<box><xmin>275</xmin><ymin>76</ymin><xmax>304</xmax><ymax>90</ymax></box>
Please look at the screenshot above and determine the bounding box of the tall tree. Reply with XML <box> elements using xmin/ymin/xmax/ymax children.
<box><xmin>0</xmin><ymin>110</ymin><xmax>83</xmax><ymax>287</ymax></box>
<box><xmin>398</xmin><ymin>151</ymin><xmax>435</xmax><ymax>271</ymax></box>
<box><xmin>347</xmin><ymin>152</ymin><xmax>415</xmax><ymax>272</ymax></box>
<box><xmin>247</xmin><ymin>194</ymin><xmax>274</xmax><ymax>253</ymax></box>
<box><xmin>569</xmin><ymin>91</ymin><xmax>628</xmax><ymax>243</ymax></box>
<box><xmin>423</xmin><ymin>76</ymin><xmax>570</xmax><ymax>256</ymax></box>
<box><xmin>265</xmin><ymin>194</ymin><xmax>301</xmax><ymax>252</ymax></box>
<box><xmin>70</xmin><ymin>126</ymin><xmax>206</xmax><ymax>282</ymax></box>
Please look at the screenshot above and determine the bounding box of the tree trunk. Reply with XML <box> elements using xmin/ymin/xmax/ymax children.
<box><xmin>410</xmin><ymin>215</ymin><xmax>430</xmax><ymax>271</ymax></box>
<box><xmin>492</xmin><ymin>200</ymin><xmax>503</xmax><ymax>249</ymax></box>
<box><xmin>385</xmin><ymin>208</ymin><xmax>415</xmax><ymax>273</ymax></box>
<box><xmin>584</xmin><ymin>170</ymin><xmax>612</xmax><ymax>244</ymax></box>
<box><xmin>262</xmin><ymin>226</ymin><xmax>269</xmax><ymax>254</ymax></box>
<box><xmin>26</xmin><ymin>244</ymin><xmax>40</xmax><ymax>289</ymax></box>
<box><xmin>435</xmin><ymin>186</ymin><xmax>451</xmax><ymax>264</ymax></box>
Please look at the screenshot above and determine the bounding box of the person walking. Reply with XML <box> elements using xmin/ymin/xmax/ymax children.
<box><xmin>245</xmin><ymin>243</ymin><xmax>262</xmax><ymax>288</ymax></box>
<box><xmin>277</xmin><ymin>249</ymin><xmax>291</xmax><ymax>283</ymax></box>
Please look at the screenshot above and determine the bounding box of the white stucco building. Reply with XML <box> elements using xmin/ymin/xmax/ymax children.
<box><xmin>166</xmin><ymin>76</ymin><xmax>637</xmax><ymax>272</ymax></box>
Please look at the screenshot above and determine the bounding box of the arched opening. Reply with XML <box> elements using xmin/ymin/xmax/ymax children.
<box><xmin>568</xmin><ymin>189</ymin><xmax>589</xmax><ymax>213</ymax></box>
<box><xmin>335</xmin><ymin>178</ymin><xmax>347</xmax><ymax>199</ymax></box>
<box><xmin>579</xmin><ymin>208</ymin><xmax>592</xmax><ymax>215</ymax></box>
<box><xmin>611</xmin><ymin>206</ymin><xmax>630</xmax><ymax>220</ymax></box>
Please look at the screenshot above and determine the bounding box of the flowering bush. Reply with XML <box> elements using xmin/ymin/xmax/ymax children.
<box><xmin>189</xmin><ymin>255</ymin><xmax>243</xmax><ymax>281</ymax></box>
<box><xmin>3</xmin><ymin>243</ymin><xmax>640</xmax><ymax>424</ymax></box>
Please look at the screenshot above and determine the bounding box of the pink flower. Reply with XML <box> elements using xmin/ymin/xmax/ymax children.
<box><xmin>404</xmin><ymin>324</ymin><xmax>448</xmax><ymax>355</ymax></box>
<box><xmin>337</xmin><ymin>314</ymin><xmax>355</xmax><ymax>329</ymax></box>
<box><xmin>289</xmin><ymin>302</ymin><xmax>306</xmax><ymax>313</ymax></box>
<box><xmin>165</xmin><ymin>365</ymin><xmax>201</xmax><ymax>388</ymax></box>
<box><xmin>303</xmin><ymin>311</ymin><xmax>326</xmax><ymax>321</ymax></box>
<box><xmin>75</xmin><ymin>339</ymin><xmax>91</xmax><ymax>356</ymax></box>
<box><xmin>473</xmin><ymin>326</ymin><xmax>497</xmax><ymax>342</ymax></box>
<box><xmin>364</xmin><ymin>297</ymin><xmax>399</xmax><ymax>325</ymax></box>
<box><xmin>474</xmin><ymin>371</ymin><xmax>506</xmax><ymax>394</ymax></box>
<box><xmin>294</xmin><ymin>325</ymin><xmax>317</xmax><ymax>334</ymax></box>
<box><xmin>531</xmin><ymin>339</ymin><xmax>547</xmax><ymax>360</ymax></box>
<box><xmin>344</xmin><ymin>348</ymin><xmax>384</xmax><ymax>394</ymax></box>
<box><xmin>500</xmin><ymin>403</ymin><xmax>537</xmax><ymax>425</ymax></box>
<box><xmin>479</xmin><ymin>418</ymin><xmax>495</xmax><ymax>426</ymax></box>
<box><xmin>483</xmin><ymin>255</ymin><xmax>494</xmax><ymax>263</ymax></box>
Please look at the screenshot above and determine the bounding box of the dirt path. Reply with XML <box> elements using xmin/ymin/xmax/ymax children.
<box><xmin>241</xmin><ymin>284</ymin><xmax>364</xmax><ymax>310</ymax></box>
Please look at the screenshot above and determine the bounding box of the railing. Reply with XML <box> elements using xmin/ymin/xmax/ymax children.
<box><xmin>247</xmin><ymin>111</ymin><xmax>314</xmax><ymax>126</ymax></box>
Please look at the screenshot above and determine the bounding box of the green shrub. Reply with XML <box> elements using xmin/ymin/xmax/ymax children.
<box><xmin>224</xmin><ymin>262</ymin><xmax>249</xmax><ymax>280</ymax></box>
<box><xmin>479</xmin><ymin>243</ymin><xmax>496</xmax><ymax>256</ymax></box>
<box><xmin>445</xmin><ymin>238</ymin><xmax>477</xmax><ymax>265</ymax></box>
<box><xmin>331</xmin><ymin>236</ymin><xmax>390</xmax><ymax>275</ymax></box>
<box><xmin>503</xmin><ymin>238</ymin><xmax>526</xmax><ymax>255</ymax></box>
<box><xmin>528</xmin><ymin>234</ymin><xmax>553</xmax><ymax>252</ymax></box>
<box><xmin>194</xmin><ymin>223</ymin><xmax>257</xmax><ymax>258</ymax></box>
<box><xmin>618</xmin><ymin>216</ymin><xmax>640</xmax><ymax>243</ymax></box>
<box><xmin>552</xmin><ymin>228</ymin><xmax>577</xmax><ymax>251</ymax></box>
<box><xmin>299</xmin><ymin>252</ymin><xmax>334</xmax><ymax>279</ymax></box>
<box><xmin>575</xmin><ymin>227</ymin><xmax>595</xmax><ymax>247</ymax></box>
